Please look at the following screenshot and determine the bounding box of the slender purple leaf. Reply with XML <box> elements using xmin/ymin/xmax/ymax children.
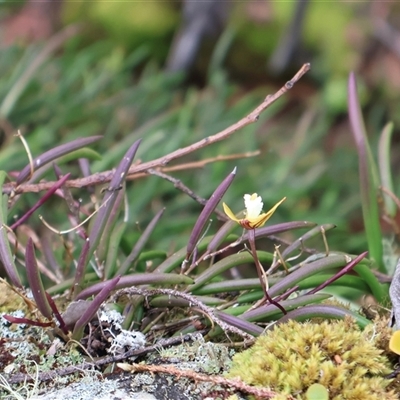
<box><xmin>53</xmin><ymin>164</ymin><xmax>80</xmax><ymax>218</ymax></box>
<box><xmin>0</xmin><ymin>226</ymin><xmax>21</xmax><ymax>287</ymax></box>
<box><xmin>79</xmin><ymin>158</ymin><xmax>92</xmax><ymax>178</ymax></box>
<box><xmin>72</xmin><ymin>275</ymin><xmax>120</xmax><ymax>340</ymax></box>
<box><xmin>204</xmin><ymin>221</ymin><xmax>317</xmax><ymax>262</ymax></box>
<box><xmin>10</xmin><ymin>173</ymin><xmax>71</xmax><ymax>230</ymax></box>
<box><xmin>87</xmin><ymin>139</ymin><xmax>141</xmax><ymax>262</ymax></box>
<box><xmin>25</xmin><ymin>238</ymin><xmax>52</xmax><ymax>319</ymax></box>
<box><xmin>79</xmin><ymin>157</ymin><xmax>94</xmax><ymax>194</ymax></box>
<box><xmin>188</xmin><ymin>251</ymin><xmax>274</xmax><ymax>293</ymax></box>
<box><xmin>215</xmin><ymin>311</ymin><xmax>264</xmax><ymax>336</ymax></box>
<box><xmin>245</xmin><ymin>221</ymin><xmax>318</xmax><ymax>240</ymax></box>
<box><xmin>194</xmin><ymin>276</ymin><xmax>365</xmax><ymax>300</ymax></box>
<box><xmin>104</xmin><ymin>222</ymin><xmax>127</xmax><ymax>279</ymax></box>
<box><xmin>0</xmin><ymin>171</ymin><xmax>22</xmax><ymax>287</ymax></box>
<box><xmin>275</xmin><ymin>304</ymin><xmax>370</xmax><ymax>329</ymax></box>
<box><xmin>3</xmin><ymin>314</ymin><xmax>53</xmax><ymax>327</ymax></box>
<box><xmin>241</xmin><ymin>294</ymin><xmax>331</xmax><ymax>322</ymax></box>
<box><xmin>117</xmin><ymin>208</ymin><xmax>165</xmax><ymax>276</ymax></box>
<box><xmin>186</xmin><ymin>167</ymin><xmax>236</xmax><ymax>259</ymax></box>
<box><xmin>72</xmin><ymin>238</ymin><xmax>90</xmax><ymax>299</ymax></box>
<box><xmin>193</xmin><ymin>278</ymin><xmax>263</xmax><ymax>295</ymax></box>
<box><xmin>45</xmin><ymin>292</ymin><xmax>68</xmax><ymax>334</ymax></box>
<box><xmin>17</xmin><ymin>136</ymin><xmax>102</xmax><ymax>184</ymax></box>
<box><xmin>75</xmin><ymin>273</ymin><xmax>194</xmax><ymax>300</ymax></box>
<box><xmin>268</xmin><ymin>254</ymin><xmax>355</xmax><ymax>298</ymax></box>
<box><xmin>96</xmin><ymin>187</ymin><xmax>125</xmax><ymax>265</ymax></box>
<box><xmin>41</xmin><ymin>234</ymin><xmax>62</xmax><ymax>280</ymax></box>
<box><xmin>275</xmin><ymin>285</ymin><xmax>299</xmax><ymax>302</ymax></box>
<box><xmin>306</xmin><ymin>251</ymin><xmax>367</xmax><ymax>295</ymax></box>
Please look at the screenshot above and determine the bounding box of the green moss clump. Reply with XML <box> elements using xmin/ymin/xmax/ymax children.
<box><xmin>226</xmin><ymin>318</ymin><xmax>396</xmax><ymax>400</ymax></box>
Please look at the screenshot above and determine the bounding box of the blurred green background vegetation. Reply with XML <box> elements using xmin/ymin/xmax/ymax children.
<box><xmin>0</xmin><ymin>0</ymin><xmax>400</xmax><ymax>262</ymax></box>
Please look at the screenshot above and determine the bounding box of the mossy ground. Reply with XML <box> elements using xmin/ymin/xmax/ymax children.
<box><xmin>226</xmin><ymin>317</ymin><xmax>398</xmax><ymax>400</ymax></box>
<box><xmin>1</xmin><ymin>283</ymin><xmax>400</xmax><ymax>400</ymax></box>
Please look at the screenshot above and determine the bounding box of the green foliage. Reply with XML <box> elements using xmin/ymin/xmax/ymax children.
<box><xmin>0</xmin><ymin>37</ymin><xmax>379</xmax><ymax>257</ymax></box>
<box><xmin>226</xmin><ymin>318</ymin><xmax>396</xmax><ymax>400</ymax></box>
<box><xmin>2</xmin><ymin>5</ymin><xmax>400</xmax><ymax>397</ymax></box>
<box><xmin>64</xmin><ymin>1</ymin><xmax>178</xmax><ymax>54</ymax></box>
<box><xmin>0</xmin><ymin>38</ymin><xmax>390</xmax><ymax>347</ymax></box>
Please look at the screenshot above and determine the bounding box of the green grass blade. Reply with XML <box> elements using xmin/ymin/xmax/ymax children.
<box><xmin>348</xmin><ymin>72</ymin><xmax>384</xmax><ymax>271</ymax></box>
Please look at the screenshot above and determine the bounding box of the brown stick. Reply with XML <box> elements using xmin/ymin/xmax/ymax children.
<box><xmin>3</xmin><ymin>64</ymin><xmax>310</xmax><ymax>195</ymax></box>
<box><xmin>112</xmin><ymin>287</ymin><xmax>254</xmax><ymax>341</ymax></box>
<box><xmin>118</xmin><ymin>362</ymin><xmax>294</xmax><ymax>399</ymax></box>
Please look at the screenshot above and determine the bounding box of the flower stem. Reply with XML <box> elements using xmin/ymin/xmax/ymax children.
<box><xmin>248</xmin><ymin>229</ymin><xmax>286</xmax><ymax>314</ymax></box>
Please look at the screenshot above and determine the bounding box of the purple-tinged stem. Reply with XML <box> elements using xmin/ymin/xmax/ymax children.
<box><xmin>215</xmin><ymin>310</ymin><xmax>264</xmax><ymax>336</ymax></box>
<box><xmin>275</xmin><ymin>304</ymin><xmax>370</xmax><ymax>329</ymax></box>
<box><xmin>96</xmin><ymin>187</ymin><xmax>125</xmax><ymax>265</ymax></box>
<box><xmin>11</xmin><ymin>173</ymin><xmax>71</xmax><ymax>230</ymax></box>
<box><xmin>0</xmin><ymin>170</ymin><xmax>21</xmax><ymax>286</ymax></box>
<box><xmin>25</xmin><ymin>238</ymin><xmax>52</xmax><ymax>319</ymax></box>
<box><xmin>248</xmin><ymin>229</ymin><xmax>286</xmax><ymax>315</ymax></box>
<box><xmin>72</xmin><ymin>238</ymin><xmax>90</xmax><ymax>299</ymax></box>
<box><xmin>268</xmin><ymin>254</ymin><xmax>354</xmax><ymax>298</ymax></box>
<box><xmin>46</xmin><ymin>292</ymin><xmax>68</xmax><ymax>334</ymax></box>
<box><xmin>241</xmin><ymin>293</ymin><xmax>330</xmax><ymax>322</ymax></box>
<box><xmin>17</xmin><ymin>136</ymin><xmax>102</xmax><ymax>184</ymax></box>
<box><xmin>0</xmin><ymin>210</ymin><xmax>22</xmax><ymax>287</ymax></box>
<box><xmin>53</xmin><ymin>164</ymin><xmax>80</xmax><ymax>220</ymax></box>
<box><xmin>306</xmin><ymin>251</ymin><xmax>367</xmax><ymax>295</ymax></box>
<box><xmin>3</xmin><ymin>314</ymin><xmax>53</xmax><ymax>328</ymax></box>
<box><xmin>88</xmin><ymin>139</ymin><xmax>141</xmax><ymax>264</ymax></box>
<box><xmin>40</xmin><ymin>234</ymin><xmax>62</xmax><ymax>280</ymax></box>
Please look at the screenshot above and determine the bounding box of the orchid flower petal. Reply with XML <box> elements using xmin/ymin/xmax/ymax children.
<box><xmin>223</xmin><ymin>202</ymin><xmax>241</xmax><ymax>223</ymax></box>
<box><xmin>223</xmin><ymin>195</ymin><xmax>286</xmax><ymax>230</ymax></box>
<box><xmin>244</xmin><ymin>193</ymin><xmax>263</xmax><ymax>219</ymax></box>
<box><xmin>256</xmin><ymin>197</ymin><xmax>286</xmax><ymax>225</ymax></box>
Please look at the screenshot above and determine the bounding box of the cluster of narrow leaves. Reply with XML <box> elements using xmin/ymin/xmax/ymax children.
<box><xmin>0</xmin><ymin>134</ymin><xmax>384</xmax><ymax>351</ymax></box>
<box><xmin>0</xmin><ymin>68</ymin><xmax>393</xmax><ymax>358</ymax></box>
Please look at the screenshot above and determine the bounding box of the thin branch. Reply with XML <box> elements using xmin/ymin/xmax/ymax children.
<box><xmin>159</xmin><ymin>150</ymin><xmax>260</xmax><ymax>172</ymax></box>
<box><xmin>3</xmin><ymin>64</ymin><xmax>310</xmax><ymax>195</ymax></box>
<box><xmin>118</xmin><ymin>362</ymin><xmax>290</xmax><ymax>399</ymax></box>
<box><xmin>248</xmin><ymin>229</ymin><xmax>287</xmax><ymax>315</ymax></box>
<box><xmin>112</xmin><ymin>287</ymin><xmax>254</xmax><ymax>341</ymax></box>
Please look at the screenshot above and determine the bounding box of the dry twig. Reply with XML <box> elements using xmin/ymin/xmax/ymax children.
<box><xmin>118</xmin><ymin>362</ymin><xmax>294</xmax><ymax>400</ymax></box>
<box><xmin>112</xmin><ymin>287</ymin><xmax>254</xmax><ymax>341</ymax></box>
